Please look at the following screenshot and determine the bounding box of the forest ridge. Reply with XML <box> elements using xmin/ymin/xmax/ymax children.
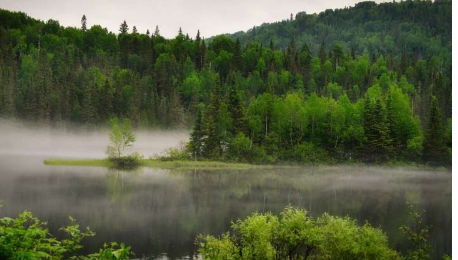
<box><xmin>0</xmin><ymin>0</ymin><xmax>452</xmax><ymax>165</ymax></box>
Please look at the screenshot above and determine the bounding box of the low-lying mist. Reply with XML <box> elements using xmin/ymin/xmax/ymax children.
<box><xmin>0</xmin><ymin>119</ymin><xmax>189</xmax><ymax>159</ymax></box>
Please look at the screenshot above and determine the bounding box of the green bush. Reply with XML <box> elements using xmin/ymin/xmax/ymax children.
<box><xmin>109</xmin><ymin>152</ymin><xmax>143</xmax><ymax>169</ymax></box>
<box><xmin>154</xmin><ymin>142</ymin><xmax>191</xmax><ymax>161</ymax></box>
<box><xmin>0</xmin><ymin>209</ymin><xmax>132</xmax><ymax>260</ymax></box>
<box><xmin>292</xmin><ymin>142</ymin><xmax>329</xmax><ymax>164</ymax></box>
<box><xmin>198</xmin><ymin>207</ymin><xmax>400</xmax><ymax>260</ymax></box>
<box><xmin>228</xmin><ymin>133</ymin><xmax>252</xmax><ymax>162</ymax></box>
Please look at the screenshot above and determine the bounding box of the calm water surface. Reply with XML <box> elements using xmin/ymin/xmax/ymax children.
<box><xmin>0</xmin><ymin>155</ymin><xmax>452</xmax><ymax>259</ymax></box>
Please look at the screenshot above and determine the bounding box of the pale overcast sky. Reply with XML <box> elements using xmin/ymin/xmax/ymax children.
<box><xmin>0</xmin><ymin>0</ymin><xmax>387</xmax><ymax>38</ymax></box>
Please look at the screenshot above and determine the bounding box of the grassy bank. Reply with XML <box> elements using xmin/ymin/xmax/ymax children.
<box><xmin>43</xmin><ymin>158</ymin><xmax>258</xmax><ymax>170</ymax></box>
<box><xmin>43</xmin><ymin>158</ymin><xmax>448</xmax><ymax>171</ymax></box>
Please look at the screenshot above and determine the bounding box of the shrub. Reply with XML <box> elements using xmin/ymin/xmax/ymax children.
<box><xmin>228</xmin><ymin>133</ymin><xmax>252</xmax><ymax>162</ymax></box>
<box><xmin>198</xmin><ymin>207</ymin><xmax>400</xmax><ymax>260</ymax></box>
<box><xmin>154</xmin><ymin>141</ymin><xmax>190</xmax><ymax>161</ymax></box>
<box><xmin>109</xmin><ymin>152</ymin><xmax>143</xmax><ymax>169</ymax></box>
<box><xmin>0</xmin><ymin>209</ymin><xmax>132</xmax><ymax>260</ymax></box>
<box><xmin>292</xmin><ymin>142</ymin><xmax>329</xmax><ymax>164</ymax></box>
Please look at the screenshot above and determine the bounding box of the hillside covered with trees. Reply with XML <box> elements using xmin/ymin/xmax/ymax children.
<box><xmin>0</xmin><ymin>0</ymin><xmax>452</xmax><ymax>165</ymax></box>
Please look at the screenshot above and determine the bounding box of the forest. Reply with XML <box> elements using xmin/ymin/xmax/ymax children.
<box><xmin>0</xmin><ymin>0</ymin><xmax>452</xmax><ymax>165</ymax></box>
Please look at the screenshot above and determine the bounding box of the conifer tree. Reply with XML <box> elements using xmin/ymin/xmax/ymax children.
<box><xmin>228</xmin><ymin>83</ymin><xmax>245</xmax><ymax>135</ymax></box>
<box><xmin>188</xmin><ymin>107</ymin><xmax>204</xmax><ymax>159</ymax></box>
<box><xmin>203</xmin><ymin>86</ymin><xmax>223</xmax><ymax>158</ymax></box>
<box><xmin>386</xmin><ymin>93</ymin><xmax>398</xmax><ymax>152</ymax></box>
<box><xmin>132</xmin><ymin>26</ymin><xmax>138</xmax><ymax>34</ymax></box>
<box><xmin>319</xmin><ymin>41</ymin><xmax>327</xmax><ymax>65</ymax></box>
<box><xmin>119</xmin><ymin>20</ymin><xmax>129</xmax><ymax>34</ymax></box>
<box><xmin>81</xmin><ymin>15</ymin><xmax>87</xmax><ymax>31</ymax></box>
<box><xmin>154</xmin><ymin>25</ymin><xmax>160</xmax><ymax>36</ymax></box>
<box><xmin>423</xmin><ymin>95</ymin><xmax>447</xmax><ymax>165</ymax></box>
<box><xmin>195</xmin><ymin>30</ymin><xmax>202</xmax><ymax>70</ymax></box>
<box><xmin>233</xmin><ymin>38</ymin><xmax>242</xmax><ymax>71</ymax></box>
<box><xmin>363</xmin><ymin>98</ymin><xmax>392</xmax><ymax>163</ymax></box>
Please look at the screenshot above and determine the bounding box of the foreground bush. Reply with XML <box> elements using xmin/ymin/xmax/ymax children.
<box><xmin>198</xmin><ymin>207</ymin><xmax>400</xmax><ymax>260</ymax></box>
<box><xmin>0</xmin><ymin>209</ymin><xmax>132</xmax><ymax>260</ymax></box>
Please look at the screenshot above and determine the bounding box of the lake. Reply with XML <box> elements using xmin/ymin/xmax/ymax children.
<box><xmin>0</xmin><ymin>123</ymin><xmax>452</xmax><ymax>259</ymax></box>
<box><xmin>0</xmin><ymin>155</ymin><xmax>451</xmax><ymax>259</ymax></box>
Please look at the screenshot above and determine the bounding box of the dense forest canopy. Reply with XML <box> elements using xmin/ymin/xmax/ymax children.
<box><xmin>0</xmin><ymin>0</ymin><xmax>452</xmax><ymax>165</ymax></box>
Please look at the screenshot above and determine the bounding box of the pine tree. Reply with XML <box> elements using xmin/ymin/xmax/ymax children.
<box><xmin>168</xmin><ymin>89</ymin><xmax>185</xmax><ymax>128</ymax></box>
<box><xmin>119</xmin><ymin>20</ymin><xmax>129</xmax><ymax>34</ymax></box>
<box><xmin>81</xmin><ymin>15</ymin><xmax>87</xmax><ymax>31</ymax></box>
<box><xmin>203</xmin><ymin>86</ymin><xmax>223</xmax><ymax>158</ymax></box>
<box><xmin>319</xmin><ymin>41</ymin><xmax>327</xmax><ymax>65</ymax></box>
<box><xmin>363</xmin><ymin>98</ymin><xmax>392</xmax><ymax>163</ymax></box>
<box><xmin>146</xmin><ymin>29</ymin><xmax>150</xmax><ymax>35</ymax></box>
<box><xmin>154</xmin><ymin>25</ymin><xmax>160</xmax><ymax>36</ymax></box>
<box><xmin>386</xmin><ymin>93</ymin><xmax>398</xmax><ymax>152</ymax></box>
<box><xmin>132</xmin><ymin>26</ymin><xmax>138</xmax><ymax>34</ymax></box>
<box><xmin>233</xmin><ymin>38</ymin><xmax>242</xmax><ymax>71</ymax></box>
<box><xmin>188</xmin><ymin>107</ymin><xmax>204</xmax><ymax>159</ymax></box>
<box><xmin>423</xmin><ymin>95</ymin><xmax>447</xmax><ymax>165</ymax></box>
<box><xmin>200</xmin><ymin>39</ymin><xmax>207</xmax><ymax>69</ymax></box>
<box><xmin>228</xmin><ymin>83</ymin><xmax>245</xmax><ymax>134</ymax></box>
<box><xmin>99</xmin><ymin>79</ymin><xmax>113</xmax><ymax>122</ymax></box>
<box><xmin>195</xmin><ymin>30</ymin><xmax>202</xmax><ymax>70</ymax></box>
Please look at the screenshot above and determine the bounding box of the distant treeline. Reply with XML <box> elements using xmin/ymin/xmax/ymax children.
<box><xmin>0</xmin><ymin>0</ymin><xmax>452</xmax><ymax>165</ymax></box>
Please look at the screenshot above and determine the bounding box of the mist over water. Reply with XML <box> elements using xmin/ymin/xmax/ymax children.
<box><xmin>0</xmin><ymin>119</ymin><xmax>452</xmax><ymax>260</ymax></box>
<box><xmin>0</xmin><ymin>119</ymin><xmax>189</xmax><ymax>159</ymax></box>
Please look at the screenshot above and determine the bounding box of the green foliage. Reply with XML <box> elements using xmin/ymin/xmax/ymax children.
<box><xmin>105</xmin><ymin>118</ymin><xmax>142</xmax><ymax>168</ymax></box>
<box><xmin>157</xmin><ymin>142</ymin><xmax>190</xmax><ymax>161</ymax></box>
<box><xmin>292</xmin><ymin>142</ymin><xmax>329</xmax><ymax>164</ymax></box>
<box><xmin>109</xmin><ymin>152</ymin><xmax>143</xmax><ymax>169</ymax></box>
<box><xmin>0</xmin><ymin>1</ymin><xmax>451</xmax><ymax>166</ymax></box>
<box><xmin>423</xmin><ymin>96</ymin><xmax>448</xmax><ymax>166</ymax></box>
<box><xmin>106</xmin><ymin>118</ymin><xmax>136</xmax><ymax>159</ymax></box>
<box><xmin>399</xmin><ymin>205</ymin><xmax>432</xmax><ymax>260</ymax></box>
<box><xmin>0</xmin><ymin>209</ymin><xmax>132</xmax><ymax>260</ymax></box>
<box><xmin>198</xmin><ymin>207</ymin><xmax>400</xmax><ymax>260</ymax></box>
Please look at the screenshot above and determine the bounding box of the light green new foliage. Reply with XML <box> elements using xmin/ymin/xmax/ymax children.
<box><xmin>198</xmin><ymin>207</ymin><xmax>400</xmax><ymax>260</ymax></box>
<box><xmin>0</xmin><ymin>207</ymin><xmax>132</xmax><ymax>260</ymax></box>
<box><xmin>317</xmin><ymin>214</ymin><xmax>399</xmax><ymax>260</ymax></box>
<box><xmin>106</xmin><ymin>118</ymin><xmax>136</xmax><ymax>159</ymax></box>
<box><xmin>234</xmin><ymin>213</ymin><xmax>279</xmax><ymax>260</ymax></box>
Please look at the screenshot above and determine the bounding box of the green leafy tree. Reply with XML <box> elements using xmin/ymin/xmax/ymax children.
<box><xmin>106</xmin><ymin>118</ymin><xmax>136</xmax><ymax>159</ymax></box>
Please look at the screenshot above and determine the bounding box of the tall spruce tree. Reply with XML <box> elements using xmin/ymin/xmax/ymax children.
<box><xmin>119</xmin><ymin>20</ymin><xmax>129</xmax><ymax>34</ymax></box>
<box><xmin>423</xmin><ymin>95</ymin><xmax>447</xmax><ymax>165</ymax></box>
<box><xmin>81</xmin><ymin>15</ymin><xmax>87</xmax><ymax>31</ymax></box>
<box><xmin>233</xmin><ymin>38</ymin><xmax>242</xmax><ymax>71</ymax></box>
<box><xmin>188</xmin><ymin>107</ymin><xmax>204</xmax><ymax>159</ymax></box>
<box><xmin>228</xmin><ymin>83</ymin><xmax>245</xmax><ymax>135</ymax></box>
<box><xmin>203</xmin><ymin>85</ymin><xmax>223</xmax><ymax>158</ymax></box>
<box><xmin>363</xmin><ymin>98</ymin><xmax>392</xmax><ymax>163</ymax></box>
<box><xmin>195</xmin><ymin>30</ymin><xmax>202</xmax><ymax>70</ymax></box>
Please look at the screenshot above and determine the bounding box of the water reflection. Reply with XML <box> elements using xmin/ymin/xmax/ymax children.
<box><xmin>0</xmin><ymin>158</ymin><xmax>451</xmax><ymax>259</ymax></box>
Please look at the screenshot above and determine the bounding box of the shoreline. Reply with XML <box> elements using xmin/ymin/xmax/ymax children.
<box><xmin>43</xmin><ymin>158</ymin><xmax>262</xmax><ymax>170</ymax></box>
<box><xmin>42</xmin><ymin>158</ymin><xmax>449</xmax><ymax>172</ymax></box>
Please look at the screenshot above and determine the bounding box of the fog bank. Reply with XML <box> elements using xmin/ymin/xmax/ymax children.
<box><xmin>0</xmin><ymin>119</ymin><xmax>189</xmax><ymax>159</ymax></box>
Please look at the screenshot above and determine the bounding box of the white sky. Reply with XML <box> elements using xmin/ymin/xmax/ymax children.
<box><xmin>0</xmin><ymin>0</ymin><xmax>387</xmax><ymax>39</ymax></box>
